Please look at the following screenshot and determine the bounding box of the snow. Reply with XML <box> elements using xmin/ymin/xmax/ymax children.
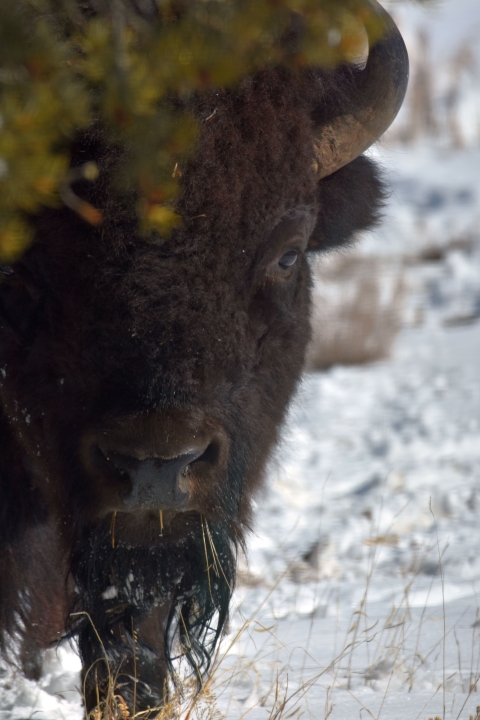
<box><xmin>0</xmin><ymin>647</ymin><xmax>82</xmax><ymax>720</ymax></box>
<box><xmin>1</xmin><ymin>2</ymin><xmax>480</xmax><ymax>718</ymax></box>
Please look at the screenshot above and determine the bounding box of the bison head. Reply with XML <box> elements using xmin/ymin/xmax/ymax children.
<box><xmin>0</xmin><ymin>0</ymin><xmax>407</xmax><ymax>712</ymax></box>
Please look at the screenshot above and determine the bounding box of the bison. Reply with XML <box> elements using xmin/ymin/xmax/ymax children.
<box><xmin>0</xmin><ymin>0</ymin><xmax>408</xmax><ymax>714</ymax></box>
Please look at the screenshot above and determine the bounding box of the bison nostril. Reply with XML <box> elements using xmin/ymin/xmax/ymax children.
<box><xmin>193</xmin><ymin>441</ymin><xmax>220</xmax><ymax>467</ymax></box>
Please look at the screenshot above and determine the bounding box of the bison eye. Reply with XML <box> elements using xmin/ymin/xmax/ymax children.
<box><xmin>266</xmin><ymin>248</ymin><xmax>301</xmax><ymax>279</ymax></box>
<box><xmin>278</xmin><ymin>250</ymin><xmax>298</xmax><ymax>269</ymax></box>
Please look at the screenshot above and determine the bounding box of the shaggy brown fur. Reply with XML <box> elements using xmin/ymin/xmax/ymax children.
<box><xmin>0</xmin><ymin>68</ymin><xmax>385</xmax><ymax>712</ymax></box>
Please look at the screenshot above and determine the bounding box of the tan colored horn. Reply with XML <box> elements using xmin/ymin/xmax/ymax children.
<box><xmin>313</xmin><ymin>0</ymin><xmax>409</xmax><ymax>179</ymax></box>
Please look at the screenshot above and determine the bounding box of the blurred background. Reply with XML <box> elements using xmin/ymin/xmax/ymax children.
<box><xmin>308</xmin><ymin>0</ymin><xmax>480</xmax><ymax>370</ymax></box>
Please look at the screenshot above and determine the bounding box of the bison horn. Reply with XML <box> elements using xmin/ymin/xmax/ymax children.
<box><xmin>312</xmin><ymin>0</ymin><xmax>409</xmax><ymax>179</ymax></box>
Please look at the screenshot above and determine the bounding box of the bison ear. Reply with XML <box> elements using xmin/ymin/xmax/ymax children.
<box><xmin>0</xmin><ymin>269</ymin><xmax>42</xmax><ymax>343</ymax></box>
<box><xmin>307</xmin><ymin>156</ymin><xmax>387</xmax><ymax>253</ymax></box>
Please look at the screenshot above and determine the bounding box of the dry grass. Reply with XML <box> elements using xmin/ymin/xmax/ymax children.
<box><xmin>84</xmin><ymin>662</ymin><xmax>222</xmax><ymax>720</ymax></box>
<box><xmin>306</xmin><ymin>254</ymin><xmax>405</xmax><ymax>371</ymax></box>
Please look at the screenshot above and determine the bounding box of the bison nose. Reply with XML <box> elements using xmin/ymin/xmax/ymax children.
<box><xmin>107</xmin><ymin>449</ymin><xmax>203</xmax><ymax>511</ymax></box>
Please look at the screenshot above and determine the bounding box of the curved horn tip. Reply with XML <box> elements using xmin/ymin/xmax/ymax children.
<box><xmin>313</xmin><ymin>0</ymin><xmax>409</xmax><ymax>180</ymax></box>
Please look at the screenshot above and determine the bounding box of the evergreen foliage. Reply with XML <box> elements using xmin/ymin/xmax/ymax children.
<box><xmin>0</xmin><ymin>0</ymin><xmax>388</xmax><ymax>260</ymax></box>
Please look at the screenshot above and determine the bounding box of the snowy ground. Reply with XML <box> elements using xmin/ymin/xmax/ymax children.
<box><xmin>2</xmin><ymin>3</ymin><xmax>480</xmax><ymax>717</ymax></box>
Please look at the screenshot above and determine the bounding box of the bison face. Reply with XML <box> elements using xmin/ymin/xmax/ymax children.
<box><xmin>78</xmin><ymin>210</ymin><xmax>314</xmax><ymax>523</ymax></box>
<box><xmin>0</xmin><ymin>200</ymin><xmax>315</xmax><ymax>530</ymax></box>
<box><xmin>0</xmin><ymin>67</ymin><xmax>389</xmax><ymax>709</ymax></box>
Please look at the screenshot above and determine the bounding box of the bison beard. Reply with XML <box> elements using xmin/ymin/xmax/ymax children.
<box><xmin>69</xmin><ymin>515</ymin><xmax>236</xmax><ymax>706</ymax></box>
<box><xmin>0</xmin><ymin>1</ymin><xmax>407</xmax><ymax>714</ymax></box>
